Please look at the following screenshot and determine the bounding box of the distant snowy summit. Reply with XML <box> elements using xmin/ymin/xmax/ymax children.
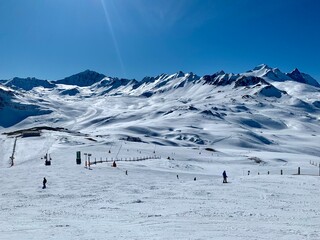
<box><xmin>1</xmin><ymin>65</ymin><xmax>319</xmax><ymax>93</ymax></box>
<box><xmin>55</xmin><ymin>70</ymin><xmax>106</xmax><ymax>87</ymax></box>
<box><xmin>4</xmin><ymin>77</ymin><xmax>55</xmax><ymax>91</ymax></box>
<box><xmin>202</xmin><ymin>64</ymin><xmax>319</xmax><ymax>88</ymax></box>
<box><xmin>287</xmin><ymin>68</ymin><xmax>319</xmax><ymax>87</ymax></box>
<box><xmin>246</xmin><ymin>64</ymin><xmax>319</xmax><ymax>87</ymax></box>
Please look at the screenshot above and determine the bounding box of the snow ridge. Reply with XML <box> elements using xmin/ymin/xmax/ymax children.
<box><xmin>5</xmin><ymin>77</ymin><xmax>55</xmax><ymax>91</ymax></box>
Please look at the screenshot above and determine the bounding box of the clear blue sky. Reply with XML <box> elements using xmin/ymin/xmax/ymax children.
<box><xmin>0</xmin><ymin>0</ymin><xmax>319</xmax><ymax>81</ymax></box>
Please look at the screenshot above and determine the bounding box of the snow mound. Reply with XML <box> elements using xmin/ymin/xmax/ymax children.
<box><xmin>60</xmin><ymin>88</ymin><xmax>80</xmax><ymax>96</ymax></box>
<box><xmin>312</xmin><ymin>100</ymin><xmax>320</xmax><ymax>108</ymax></box>
<box><xmin>238</xmin><ymin>115</ymin><xmax>287</xmax><ymax>130</ymax></box>
<box><xmin>234</xmin><ymin>76</ymin><xmax>268</xmax><ymax>88</ymax></box>
<box><xmin>258</xmin><ymin>85</ymin><xmax>283</xmax><ymax>98</ymax></box>
<box><xmin>289</xmin><ymin>98</ymin><xmax>315</xmax><ymax>111</ymax></box>
<box><xmin>239</xmin><ymin>118</ymin><xmax>263</xmax><ymax>128</ymax></box>
<box><xmin>221</xmin><ymin>132</ymin><xmax>273</xmax><ymax>149</ymax></box>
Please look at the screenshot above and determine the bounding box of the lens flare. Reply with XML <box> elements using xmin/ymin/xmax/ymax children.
<box><xmin>100</xmin><ymin>0</ymin><xmax>126</xmax><ymax>77</ymax></box>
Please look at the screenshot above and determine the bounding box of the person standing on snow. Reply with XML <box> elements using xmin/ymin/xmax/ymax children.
<box><xmin>222</xmin><ymin>171</ymin><xmax>228</xmax><ymax>183</ymax></box>
<box><xmin>43</xmin><ymin>177</ymin><xmax>47</xmax><ymax>189</ymax></box>
<box><xmin>112</xmin><ymin>161</ymin><xmax>117</xmax><ymax>167</ymax></box>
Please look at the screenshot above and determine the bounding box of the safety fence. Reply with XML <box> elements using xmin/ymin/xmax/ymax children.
<box><xmin>245</xmin><ymin>165</ymin><xmax>320</xmax><ymax>176</ymax></box>
<box><xmin>85</xmin><ymin>155</ymin><xmax>161</xmax><ymax>168</ymax></box>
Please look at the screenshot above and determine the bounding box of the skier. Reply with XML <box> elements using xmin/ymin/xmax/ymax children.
<box><xmin>112</xmin><ymin>161</ymin><xmax>117</xmax><ymax>167</ymax></box>
<box><xmin>42</xmin><ymin>177</ymin><xmax>47</xmax><ymax>189</ymax></box>
<box><xmin>222</xmin><ymin>171</ymin><xmax>228</xmax><ymax>183</ymax></box>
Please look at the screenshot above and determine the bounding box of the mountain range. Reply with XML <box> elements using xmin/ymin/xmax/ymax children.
<box><xmin>1</xmin><ymin>64</ymin><xmax>319</xmax><ymax>92</ymax></box>
<box><xmin>0</xmin><ymin>64</ymin><xmax>319</xmax><ymax>157</ymax></box>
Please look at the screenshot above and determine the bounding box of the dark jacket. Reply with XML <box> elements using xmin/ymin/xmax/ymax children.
<box><xmin>223</xmin><ymin>171</ymin><xmax>227</xmax><ymax>178</ymax></box>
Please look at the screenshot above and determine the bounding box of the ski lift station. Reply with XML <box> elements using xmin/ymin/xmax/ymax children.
<box><xmin>22</xmin><ymin>130</ymin><xmax>41</xmax><ymax>138</ymax></box>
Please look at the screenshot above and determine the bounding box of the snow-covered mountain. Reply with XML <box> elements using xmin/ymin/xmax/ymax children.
<box><xmin>4</xmin><ymin>77</ymin><xmax>55</xmax><ymax>91</ymax></box>
<box><xmin>244</xmin><ymin>64</ymin><xmax>320</xmax><ymax>87</ymax></box>
<box><xmin>1</xmin><ymin>65</ymin><xmax>318</xmax><ymax>93</ymax></box>
<box><xmin>0</xmin><ymin>65</ymin><xmax>319</xmax><ymax>131</ymax></box>
<box><xmin>0</xmin><ymin>85</ymin><xmax>51</xmax><ymax>127</ymax></box>
<box><xmin>287</xmin><ymin>68</ymin><xmax>320</xmax><ymax>87</ymax></box>
<box><xmin>54</xmin><ymin>69</ymin><xmax>106</xmax><ymax>87</ymax></box>
<box><xmin>1</xmin><ymin>65</ymin><xmax>320</xmax><ymax>239</ymax></box>
<box><xmin>0</xmin><ymin>64</ymin><xmax>319</xmax><ymax>148</ymax></box>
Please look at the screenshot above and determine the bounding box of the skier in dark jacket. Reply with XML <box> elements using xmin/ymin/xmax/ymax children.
<box><xmin>222</xmin><ymin>171</ymin><xmax>227</xmax><ymax>183</ymax></box>
<box><xmin>43</xmin><ymin>177</ymin><xmax>47</xmax><ymax>189</ymax></box>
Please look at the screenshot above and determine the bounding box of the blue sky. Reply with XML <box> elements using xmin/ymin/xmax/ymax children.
<box><xmin>0</xmin><ymin>0</ymin><xmax>319</xmax><ymax>81</ymax></box>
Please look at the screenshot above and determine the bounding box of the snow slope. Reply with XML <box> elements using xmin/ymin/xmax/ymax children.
<box><xmin>0</xmin><ymin>130</ymin><xmax>319</xmax><ymax>239</ymax></box>
<box><xmin>0</xmin><ymin>65</ymin><xmax>319</xmax><ymax>239</ymax></box>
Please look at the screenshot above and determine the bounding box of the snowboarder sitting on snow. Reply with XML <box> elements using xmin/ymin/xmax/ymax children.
<box><xmin>222</xmin><ymin>171</ymin><xmax>227</xmax><ymax>183</ymax></box>
<box><xmin>43</xmin><ymin>177</ymin><xmax>47</xmax><ymax>189</ymax></box>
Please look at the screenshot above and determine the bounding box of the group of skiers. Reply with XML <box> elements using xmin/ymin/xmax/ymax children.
<box><xmin>42</xmin><ymin>171</ymin><xmax>228</xmax><ymax>189</ymax></box>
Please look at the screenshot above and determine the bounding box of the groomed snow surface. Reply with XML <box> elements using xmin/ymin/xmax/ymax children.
<box><xmin>0</xmin><ymin>131</ymin><xmax>319</xmax><ymax>240</ymax></box>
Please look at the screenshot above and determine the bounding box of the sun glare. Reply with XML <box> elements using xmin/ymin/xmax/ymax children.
<box><xmin>100</xmin><ymin>0</ymin><xmax>126</xmax><ymax>76</ymax></box>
